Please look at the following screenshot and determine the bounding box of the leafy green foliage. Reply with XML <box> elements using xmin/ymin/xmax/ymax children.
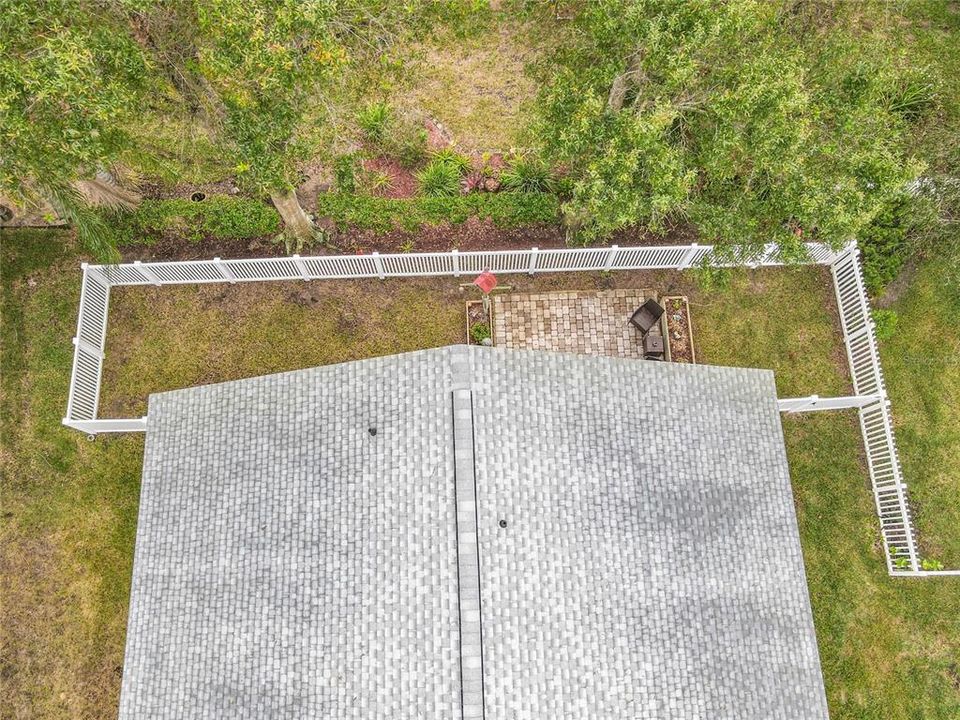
<box><xmin>470</xmin><ymin>322</ymin><xmax>491</xmax><ymax>344</ymax></box>
<box><xmin>416</xmin><ymin>158</ymin><xmax>464</xmax><ymax>197</ymax></box>
<box><xmin>315</xmin><ymin>192</ymin><xmax>560</xmax><ymax>232</ymax></box>
<box><xmin>430</xmin><ymin>148</ymin><xmax>472</xmax><ymax>174</ymax></box>
<box><xmin>500</xmin><ymin>155</ymin><xmax>552</xmax><ymax>193</ymax></box>
<box><xmin>108</xmin><ymin>195</ymin><xmax>280</xmax><ymax>245</ymax></box>
<box><xmin>334</xmin><ymin>154</ymin><xmax>359</xmax><ymax>193</ymax></box>
<box><xmin>0</xmin><ymin>0</ymin><xmax>147</xmax><ymax>258</ymax></box>
<box><xmin>356</xmin><ymin>103</ymin><xmax>428</xmax><ymax>167</ymax></box>
<box><xmin>357</xmin><ymin>102</ymin><xmax>392</xmax><ymax>142</ymax></box>
<box><xmin>192</xmin><ymin>0</ymin><xmax>345</xmax><ymax>194</ymax></box>
<box><xmin>534</xmin><ymin>0</ymin><xmax>922</xmax><ymax>252</ymax></box>
<box><xmin>859</xmin><ymin>196</ymin><xmax>916</xmax><ymax>294</ymax></box>
<box><xmin>871</xmin><ymin>309</ymin><xmax>899</xmax><ymax>341</ymax></box>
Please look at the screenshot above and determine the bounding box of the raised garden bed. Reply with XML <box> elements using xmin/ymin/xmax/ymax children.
<box><xmin>662</xmin><ymin>295</ymin><xmax>695</xmax><ymax>363</ymax></box>
<box><xmin>466</xmin><ymin>300</ymin><xmax>493</xmax><ymax>345</ymax></box>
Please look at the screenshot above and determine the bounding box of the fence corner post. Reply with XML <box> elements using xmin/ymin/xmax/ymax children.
<box><xmin>528</xmin><ymin>247</ymin><xmax>539</xmax><ymax>276</ymax></box>
<box><xmin>603</xmin><ymin>245</ymin><xmax>619</xmax><ymax>272</ymax></box>
<box><xmin>214</xmin><ymin>257</ymin><xmax>238</xmax><ymax>284</ymax></box>
<box><xmin>372</xmin><ymin>251</ymin><xmax>386</xmax><ymax>280</ymax></box>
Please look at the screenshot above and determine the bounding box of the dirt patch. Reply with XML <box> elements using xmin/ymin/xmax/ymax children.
<box><xmin>118</xmin><ymin>233</ymin><xmax>283</xmax><ymax>262</ymax></box>
<box><xmin>140</xmin><ymin>177</ymin><xmax>240</xmax><ymax>201</ymax></box>
<box><xmin>329</xmin><ymin>217</ymin><xmax>698</xmax><ymax>255</ymax></box>
<box><xmin>875</xmin><ymin>259</ymin><xmax>918</xmax><ymax>308</ymax></box>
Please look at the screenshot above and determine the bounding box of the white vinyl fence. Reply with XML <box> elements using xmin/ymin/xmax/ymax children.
<box><xmin>62</xmin><ymin>241</ymin><xmax>956</xmax><ymax>577</ymax></box>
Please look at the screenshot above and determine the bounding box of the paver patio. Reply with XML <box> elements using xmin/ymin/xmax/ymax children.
<box><xmin>491</xmin><ymin>289</ymin><xmax>660</xmax><ymax>358</ymax></box>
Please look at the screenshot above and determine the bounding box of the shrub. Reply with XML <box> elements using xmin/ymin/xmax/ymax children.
<box><xmin>886</xmin><ymin>70</ymin><xmax>939</xmax><ymax>121</ymax></box>
<box><xmin>356</xmin><ymin>103</ymin><xmax>428</xmax><ymax>168</ymax></box>
<box><xmin>360</xmin><ymin>169</ymin><xmax>393</xmax><ymax>196</ymax></box>
<box><xmin>106</xmin><ymin>195</ymin><xmax>280</xmax><ymax>245</ymax></box>
<box><xmin>429</xmin><ymin>148</ymin><xmax>472</xmax><ymax>175</ymax></box>
<box><xmin>416</xmin><ymin>158</ymin><xmax>463</xmax><ymax>197</ymax></box>
<box><xmin>871</xmin><ymin>309</ymin><xmax>898</xmax><ymax>341</ymax></box>
<box><xmin>470</xmin><ymin>322</ymin><xmax>491</xmax><ymax>344</ymax></box>
<box><xmin>357</xmin><ymin>102</ymin><xmax>391</xmax><ymax>142</ymax></box>
<box><xmin>860</xmin><ymin>196</ymin><xmax>912</xmax><ymax>295</ymax></box>
<box><xmin>500</xmin><ymin>155</ymin><xmax>551</xmax><ymax>193</ymax></box>
<box><xmin>333</xmin><ymin>154</ymin><xmax>359</xmax><ymax>194</ymax></box>
<box><xmin>314</xmin><ymin>192</ymin><xmax>561</xmax><ymax>233</ymax></box>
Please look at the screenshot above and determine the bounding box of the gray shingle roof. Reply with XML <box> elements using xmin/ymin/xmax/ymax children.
<box><xmin>120</xmin><ymin>346</ymin><xmax>828</xmax><ymax>720</ymax></box>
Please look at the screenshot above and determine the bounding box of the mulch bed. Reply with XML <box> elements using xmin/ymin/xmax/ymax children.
<box><xmin>663</xmin><ymin>295</ymin><xmax>695</xmax><ymax>363</ymax></box>
<box><xmin>362</xmin><ymin>156</ymin><xmax>418</xmax><ymax>199</ymax></box>
<box><xmin>466</xmin><ymin>299</ymin><xmax>492</xmax><ymax>345</ymax></box>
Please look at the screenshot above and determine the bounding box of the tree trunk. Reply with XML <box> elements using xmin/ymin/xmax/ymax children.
<box><xmin>607</xmin><ymin>52</ymin><xmax>646</xmax><ymax>113</ymax></box>
<box><xmin>270</xmin><ymin>188</ymin><xmax>314</xmax><ymax>242</ymax></box>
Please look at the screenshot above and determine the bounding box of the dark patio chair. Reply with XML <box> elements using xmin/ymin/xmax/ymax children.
<box><xmin>629</xmin><ymin>299</ymin><xmax>665</xmax><ymax>336</ymax></box>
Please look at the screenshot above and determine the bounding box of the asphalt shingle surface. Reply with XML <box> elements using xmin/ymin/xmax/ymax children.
<box><xmin>120</xmin><ymin>346</ymin><xmax>828</xmax><ymax>720</ymax></box>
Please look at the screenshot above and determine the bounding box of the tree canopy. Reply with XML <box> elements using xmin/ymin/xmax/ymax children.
<box><xmin>0</xmin><ymin>0</ymin><xmax>148</xmax><ymax>256</ymax></box>
<box><xmin>535</xmin><ymin>0</ymin><xmax>926</xmax><ymax>257</ymax></box>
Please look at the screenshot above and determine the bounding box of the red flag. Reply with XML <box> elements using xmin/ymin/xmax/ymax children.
<box><xmin>473</xmin><ymin>270</ymin><xmax>498</xmax><ymax>294</ymax></box>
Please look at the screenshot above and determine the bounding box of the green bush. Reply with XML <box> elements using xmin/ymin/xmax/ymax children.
<box><xmin>355</xmin><ymin>102</ymin><xmax>428</xmax><ymax>167</ymax></box>
<box><xmin>871</xmin><ymin>309</ymin><xmax>899</xmax><ymax>341</ymax></box>
<box><xmin>500</xmin><ymin>155</ymin><xmax>552</xmax><ymax>193</ymax></box>
<box><xmin>314</xmin><ymin>192</ymin><xmax>561</xmax><ymax>233</ymax></box>
<box><xmin>416</xmin><ymin>158</ymin><xmax>463</xmax><ymax>197</ymax></box>
<box><xmin>108</xmin><ymin>195</ymin><xmax>280</xmax><ymax>245</ymax></box>
<box><xmin>860</xmin><ymin>196</ymin><xmax>916</xmax><ymax>295</ymax></box>
<box><xmin>470</xmin><ymin>322</ymin><xmax>491</xmax><ymax>344</ymax></box>
<box><xmin>333</xmin><ymin>154</ymin><xmax>359</xmax><ymax>193</ymax></box>
<box><xmin>430</xmin><ymin>148</ymin><xmax>471</xmax><ymax>174</ymax></box>
<box><xmin>357</xmin><ymin>102</ymin><xmax>391</xmax><ymax>142</ymax></box>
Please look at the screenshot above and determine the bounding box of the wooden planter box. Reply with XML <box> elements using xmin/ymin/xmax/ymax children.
<box><xmin>661</xmin><ymin>295</ymin><xmax>696</xmax><ymax>364</ymax></box>
<box><xmin>465</xmin><ymin>300</ymin><xmax>494</xmax><ymax>345</ymax></box>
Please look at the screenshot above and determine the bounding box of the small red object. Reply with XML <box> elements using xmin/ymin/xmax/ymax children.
<box><xmin>473</xmin><ymin>270</ymin><xmax>498</xmax><ymax>294</ymax></box>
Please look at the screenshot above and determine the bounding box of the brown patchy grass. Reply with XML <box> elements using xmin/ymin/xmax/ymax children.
<box><xmin>388</xmin><ymin>19</ymin><xmax>549</xmax><ymax>152</ymax></box>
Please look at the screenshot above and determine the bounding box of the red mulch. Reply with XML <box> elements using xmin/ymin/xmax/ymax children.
<box><xmin>362</xmin><ymin>156</ymin><xmax>418</xmax><ymax>199</ymax></box>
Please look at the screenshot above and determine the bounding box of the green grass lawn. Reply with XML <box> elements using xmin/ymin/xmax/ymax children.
<box><xmin>879</xmin><ymin>249</ymin><xmax>960</xmax><ymax>568</ymax></box>
<box><xmin>2</xmin><ymin>229</ymin><xmax>959</xmax><ymax>718</ymax></box>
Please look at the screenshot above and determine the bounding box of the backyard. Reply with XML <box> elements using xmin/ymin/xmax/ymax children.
<box><xmin>3</xmin><ymin>0</ymin><xmax>960</xmax><ymax>718</ymax></box>
<box><xmin>2</xmin><ymin>229</ymin><xmax>959</xmax><ymax>719</ymax></box>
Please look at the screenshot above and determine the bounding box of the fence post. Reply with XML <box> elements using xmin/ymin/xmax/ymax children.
<box><xmin>73</xmin><ymin>335</ymin><xmax>105</xmax><ymax>360</ymax></box>
<box><xmin>678</xmin><ymin>243</ymin><xmax>699</xmax><ymax>270</ymax></box>
<box><xmin>292</xmin><ymin>254</ymin><xmax>311</xmax><ymax>281</ymax></box>
<box><xmin>452</xmin><ymin>248</ymin><xmax>461</xmax><ymax>278</ymax></box>
<box><xmin>213</xmin><ymin>257</ymin><xmax>238</xmax><ymax>284</ymax></box>
<box><xmin>134</xmin><ymin>260</ymin><xmax>161</xmax><ymax>286</ymax></box>
<box><xmin>528</xmin><ymin>247</ymin><xmax>539</xmax><ymax>276</ymax></box>
<box><xmin>372</xmin><ymin>251</ymin><xmax>386</xmax><ymax>280</ymax></box>
<box><xmin>603</xmin><ymin>245</ymin><xmax>619</xmax><ymax>272</ymax></box>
